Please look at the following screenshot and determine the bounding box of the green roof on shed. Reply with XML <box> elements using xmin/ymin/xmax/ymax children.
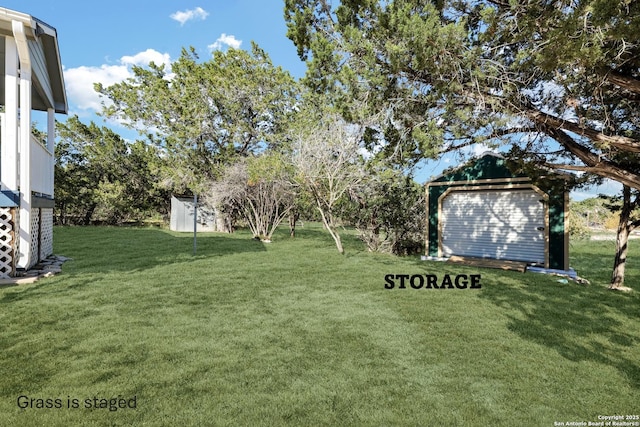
<box><xmin>432</xmin><ymin>153</ymin><xmax>527</xmax><ymax>183</ymax></box>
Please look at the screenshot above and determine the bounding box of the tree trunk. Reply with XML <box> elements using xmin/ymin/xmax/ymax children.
<box><xmin>317</xmin><ymin>205</ymin><xmax>344</xmax><ymax>254</ymax></box>
<box><xmin>611</xmin><ymin>224</ymin><xmax>630</xmax><ymax>289</ymax></box>
<box><xmin>289</xmin><ymin>211</ymin><xmax>299</xmax><ymax>238</ymax></box>
<box><xmin>610</xmin><ymin>186</ymin><xmax>632</xmax><ymax>289</ymax></box>
<box><xmin>56</xmin><ymin>203</ymin><xmax>66</xmax><ymax>226</ymax></box>
<box><xmin>215</xmin><ymin>210</ymin><xmax>234</xmax><ymax>233</ymax></box>
<box><xmin>327</xmin><ymin>225</ymin><xmax>344</xmax><ymax>254</ymax></box>
<box><xmin>83</xmin><ymin>203</ymin><xmax>97</xmax><ymax>226</ymax></box>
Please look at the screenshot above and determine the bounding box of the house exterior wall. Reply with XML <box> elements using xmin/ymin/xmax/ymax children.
<box><xmin>28</xmin><ymin>37</ymin><xmax>54</xmax><ymax>110</ymax></box>
<box><xmin>0</xmin><ymin>8</ymin><xmax>66</xmax><ymax>276</ymax></box>
<box><xmin>426</xmin><ymin>154</ymin><xmax>569</xmax><ymax>270</ymax></box>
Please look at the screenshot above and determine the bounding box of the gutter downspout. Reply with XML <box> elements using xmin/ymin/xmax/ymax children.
<box><xmin>13</xmin><ymin>20</ymin><xmax>33</xmax><ymax>270</ymax></box>
<box><xmin>2</xmin><ymin>37</ymin><xmax>19</xmax><ymax>191</ymax></box>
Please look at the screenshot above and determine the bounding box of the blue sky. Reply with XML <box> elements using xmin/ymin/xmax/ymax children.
<box><xmin>9</xmin><ymin>1</ymin><xmax>619</xmax><ymax>199</ymax></box>
<box><xmin>9</xmin><ymin>1</ymin><xmax>307</xmax><ymax>116</ymax></box>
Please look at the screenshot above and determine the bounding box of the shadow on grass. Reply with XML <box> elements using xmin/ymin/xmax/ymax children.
<box><xmin>53</xmin><ymin>226</ymin><xmax>267</xmax><ymax>274</ymax></box>
<box><xmin>0</xmin><ymin>227</ymin><xmax>269</xmax><ymax>305</ymax></box>
<box><xmin>479</xmin><ymin>276</ymin><xmax>640</xmax><ymax>390</ymax></box>
<box><xmin>273</xmin><ymin>223</ymin><xmax>369</xmax><ymax>254</ymax></box>
<box><xmin>570</xmin><ymin>246</ymin><xmax>640</xmax><ymax>287</ymax></box>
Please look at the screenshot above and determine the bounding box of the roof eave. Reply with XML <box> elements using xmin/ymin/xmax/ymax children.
<box><xmin>33</xmin><ymin>17</ymin><xmax>68</xmax><ymax>114</ymax></box>
<box><xmin>0</xmin><ymin>7</ymin><xmax>68</xmax><ymax>114</ymax></box>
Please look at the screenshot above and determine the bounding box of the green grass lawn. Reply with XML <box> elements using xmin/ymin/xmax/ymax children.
<box><xmin>1</xmin><ymin>225</ymin><xmax>638</xmax><ymax>426</ymax></box>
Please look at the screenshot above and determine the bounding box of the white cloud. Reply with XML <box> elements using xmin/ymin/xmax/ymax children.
<box><xmin>121</xmin><ymin>49</ymin><xmax>170</xmax><ymax>67</ymax></box>
<box><xmin>64</xmin><ymin>64</ymin><xmax>130</xmax><ymax>113</ymax></box>
<box><xmin>170</xmin><ymin>7</ymin><xmax>209</xmax><ymax>25</ymax></box>
<box><xmin>64</xmin><ymin>49</ymin><xmax>171</xmax><ymax>115</ymax></box>
<box><xmin>208</xmin><ymin>33</ymin><xmax>242</xmax><ymax>51</ymax></box>
<box><xmin>471</xmin><ymin>143</ymin><xmax>493</xmax><ymax>157</ymax></box>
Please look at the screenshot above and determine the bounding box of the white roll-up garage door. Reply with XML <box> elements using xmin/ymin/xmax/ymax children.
<box><xmin>440</xmin><ymin>189</ymin><xmax>546</xmax><ymax>264</ymax></box>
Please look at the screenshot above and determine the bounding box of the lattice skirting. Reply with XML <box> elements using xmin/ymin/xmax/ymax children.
<box><xmin>40</xmin><ymin>208</ymin><xmax>54</xmax><ymax>260</ymax></box>
<box><xmin>0</xmin><ymin>207</ymin><xmax>56</xmax><ymax>277</ymax></box>
<box><xmin>0</xmin><ymin>207</ymin><xmax>17</xmax><ymax>279</ymax></box>
<box><xmin>29</xmin><ymin>209</ymin><xmax>41</xmax><ymax>270</ymax></box>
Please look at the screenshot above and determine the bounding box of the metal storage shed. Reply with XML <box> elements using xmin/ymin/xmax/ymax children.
<box><xmin>169</xmin><ymin>196</ymin><xmax>217</xmax><ymax>232</ymax></box>
<box><xmin>425</xmin><ymin>153</ymin><xmax>570</xmax><ymax>270</ymax></box>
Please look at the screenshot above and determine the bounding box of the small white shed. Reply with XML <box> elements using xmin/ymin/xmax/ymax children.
<box><xmin>169</xmin><ymin>196</ymin><xmax>217</xmax><ymax>232</ymax></box>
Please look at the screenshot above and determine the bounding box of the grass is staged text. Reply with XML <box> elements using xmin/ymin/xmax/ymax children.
<box><xmin>17</xmin><ymin>395</ymin><xmax>137</xmax><ymax>412</ymax></box>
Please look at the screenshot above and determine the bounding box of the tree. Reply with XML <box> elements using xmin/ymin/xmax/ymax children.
<box><xmin>284</xmin><ymin>0</ymin><xmax>640</xmax><ymax>188</ymax></box>
<box><xmin>285</xmin><ymin>0</ymin><xmax>640</xmax><ymax>285</ymax></box>
<box><xmin>96</xmin><ymin>43</ymin><xmax>300</xmax><ymax>194</ymax></box>
<box><xmin>340</xmin><ymin>167</ymin><xmax>425</xmax><ymax>255</ymax></box>
<box><xmin>55</xmin><ymin>123</ymin><xmax>96</xmax><ymax>225</ymax></box>
<box><xmin>601</xmin><ymin>186</ymin><xmax>640</xmax><ymax>290</ymax></box>
<box><xmin>55</xmin><ymin>116</ymin><xmax>167</xmax><ymax>225</ymax></box>
<box><xmin>206</xmin><ymin>154</ymin><xmax>297</xmax><ymax>241</ymax></box>
<box><xmin>288</xmin><ymin>189</ymin><xmax>317</xmax><ymax>238</ymax></box>
<box><xmin>291</xmin><ymin>108</ymin><xmax>365</xmax><ymax>254</ymax></box>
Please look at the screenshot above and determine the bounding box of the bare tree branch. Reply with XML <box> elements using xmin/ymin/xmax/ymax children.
<box><xmin>526</xmin><ymin>109</ymin><xmax>640</xmax><ymax>153</ymax></box>
<box><xmin>542</xmin><ymin>125</ymin><xmax>640</xmax><ymax>190</ymax></box>
<box><xmin>603</xmin><ymin>68</ymin><xmax>640</xmax><ymax>96</ymax></box>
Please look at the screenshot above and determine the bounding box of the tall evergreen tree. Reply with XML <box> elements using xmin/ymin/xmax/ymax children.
<box><xmin>284</xmin><ymin>0</ymin><xmax>640</xmax><ymax>187</ymax></box>
<box><xmin>96</xmin><ymin>43</ymin><xmax>300</xmax><ymax>194</ymax></box>
<box><xmin>55</xmin><ymin>116</ymin><xmax>167</xmax><ymax>224</ymax></box>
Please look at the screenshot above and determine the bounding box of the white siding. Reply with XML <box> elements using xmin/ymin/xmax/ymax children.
<box><xmin>441</xmin><ymin>189</ymin><xmax>546</xmax><ymax>263</ymax></box>
<box><xmin>169</xmin><ymin>196</ymin><xmax>217</xmax><ymax>232</ymax></box>
<box><xmin>28</xmin><ymin>37</ymin><xmax>54</xmax><ymax>110</ymax></box>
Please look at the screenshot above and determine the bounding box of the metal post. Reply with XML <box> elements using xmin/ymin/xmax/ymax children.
<box><xmin>193</xmin><ymin>194</ymin><xmax>198</xmax><ymax>256</ymax></box>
